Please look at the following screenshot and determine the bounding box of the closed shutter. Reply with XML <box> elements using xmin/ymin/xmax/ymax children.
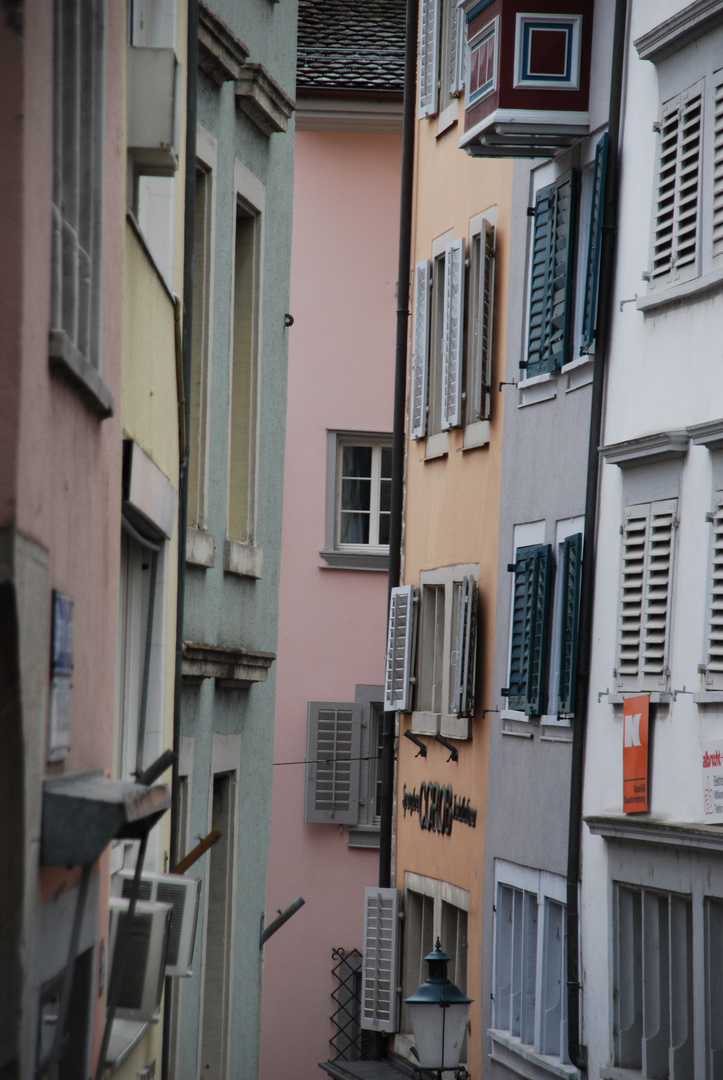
<box><xmin>452</xmin><ymin>576</ymin><xmax>478</xmax><ymax>717</ymax></box>
<box><xmin>526</xmin><ymin>171</ymin><xmax>577</xmax><ymax>376</ymax></box>
<box><xmin>384</xmin><ymin>585</ymin><xmax>420</xmax><ymax>711</ymax></box>
<box><xmin>615</xmin><ymin>500</ymin><xmax>676</xmax><ymax>690</ymax></box>
<box><xmin>448</xmin><ymin>0</ymin><xmax>464</xmax><ymax>97</ymax></box>
<box><xmin>418</xmin><ymin>0</ymin><xmax>440</xmax><ymax>118</ymax></box>
<box><xmin>705</xmin><ymin>495</ymin><xmax>723</xmax><ymax>688</ymax></box>
<box><xmin>442</xmin><ymin>238</ymin><xmax>465</xmax><ymax>430</ymax></box>
<box><xmin>650</xmin><ymin>88</ymin><xmax>702</xmax><ymax>285</ymax></box>
<box><xmin>303</xmin><ymin>702</ymin><xmax>361</xmax><ymax>824</ymax></box>
<box><xmin>361</xmin><ymin>886</ymin><xmax>401</xmax><ymax>1032</ymax></box>
<box><xmin>505</xmin><ymin>545</ymin><xmax>552</xmax><ymax>715</ymax></box>
<box><xmin>557</xmin><ymin>533</ymin><xmax>582</xmax><ymax>714</ymax></box>
<box><xmin>473</xmin><ymin>219</ymin><xmax>495</xmax><ymax>420</ymax></box>
<box><xmin>411</xmin><ymin>260</ymin><xmax>431</xmax><ymax>440</ymax></box>
<box><xmin>714</xmin><ymin>79</ymin><xmax>723</xmax><ymax>259</ymax></box>
<box><xmin>580</xmin><ymin>133</ymin><xmax>608</xmax><ymax>353</ymax></box>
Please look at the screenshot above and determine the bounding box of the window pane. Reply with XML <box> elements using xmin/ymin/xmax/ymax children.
<box><xmin>378</xmin><ymin>513</ymin><xmax>390</xmax><ymax>546</ymax></box>
<box><xmin>381</xmin><ymin>445</ymin><xmax>392</xmax><ymax>478</ymax></box>
<box><xmin>342</xmin><ymin>445</ymin><xmax>372</xmax><ymax>479</ymax></box>
<box><xmin>340</xmin><ymin>512</ymin><xmax>370</xmax><ymax>545</ymax></box>
<box><xmin>341</xmin><ymin>478</ymin><xmax>371</xmax><ymax>513</ymax></box>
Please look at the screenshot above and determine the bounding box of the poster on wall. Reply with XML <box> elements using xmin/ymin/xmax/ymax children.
<box><xmin>702</xmin><ymin>744</ymin><xmax>723</xmax><ymax>822</ymax></box>
<box><xmin>48</xmin><ymin>590</ymin><xmax>73</xmax><ymax>763</ymax></box>
<box><xmin>622</xmin><ymin>694</ymin><xmax>649</xmax><ymax>814</ymax></box>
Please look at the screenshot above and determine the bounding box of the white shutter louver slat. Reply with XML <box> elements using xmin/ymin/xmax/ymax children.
<box><xmin>651</xmin><ymin>91</ymin><xmax>702</xmax><ymax>284</ymax></box>
<box><xmin>706</xmin><ymin>499</ymin><xmax>723</xmax><ymax>685</ymax></box>
<box><xmin>418</xmin><ymin>0</ymin><xmax>440</xmax><ymax>118</ymax></box>
<box><xmin>411</xmin><ymin>260</ymin><xmax>431</xmax><ymax>440</ymax></box>
<box><xmin>361</xmin><ymin>886</ymin><xmax>401</xmax><ymax>1032</ymax></box>
<box><xmin>442</xmin><ymin>238</ymin><xmax>465</xmax><ymax>430</ymax></box>
<box><xmin>714</xmin><ymin>81</ymin><xmax>723</xmax><ymax>257</ymax></box>
<box><xmin>303</xmin><ymin>702</ymin><xmax>361</xmax><ymax>824</ymax></box>
<box><xmin>385</xmin><ymin>585</ymin><xmax>420</xmax><ymax>712</ymax></box>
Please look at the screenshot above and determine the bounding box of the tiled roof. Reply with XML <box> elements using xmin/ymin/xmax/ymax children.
<box><xmin>297</xmin><ymin>0</ymin><xmax>406</xmax><ymax>94</ymax></box>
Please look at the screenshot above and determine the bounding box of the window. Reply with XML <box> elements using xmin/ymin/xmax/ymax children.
<box><xmin>412</xmin><ymin>565</ymin><xmax>478</xmax><ymax>739</ymax></box>
<box><xmin>465</xmin><ymin>214</ymin><xmax>495</xmax><ymax>432</ymax></box>
<box><xmin>503</xmin><ymin>520</ymin><xmax>583</xmax><ymax>721</ymax></box>
<box><xmin>491</xmin><ymin>863</ymin><xmax>569</xmax><ymax>1066</ymax></box>
<box><xmin>303</xmin><ymin>686</ymin><xmax>384</xmax><ymax>847</ymax></box>
<box><xmin>467</xmin><ymin>18</ymin><xmax>498</xmax><ymax>107</ymax></box>
<box><xmin>321</xmin><ymin>433</ymin><xmax>392</xmax><ymax>571</ymax></box>
<box><xmin>399</xmin><ymin>875</ymin><xmax>469</xmax><ymax>1061</ymax></box>
<box><xmin>50</xmin><ymin>0</ymin><xmax>106</xmax><ymax>377</ymax></box>
<box><xmin>613</xmin><ymin>884</ymin><xmax>693</xmax><ymax>1075</ymax></box>
<box><xmin>418</xmin><ymin>0</ymin><xmax>465</xmax><ymax>122</ymax></box>
<box><xmin>615</xmin><ymin>500</ymin><xmax>677</xmax><ymax>693</ymax></box>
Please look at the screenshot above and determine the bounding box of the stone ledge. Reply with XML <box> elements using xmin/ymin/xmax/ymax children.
<box><xmin>182</xmin><ymin>641</ymin><xmax>275</xmax><ymax>689</ymax></box>
<box><xmin>49</xmin><ymin>330</ymin><xmax>115</xmax><ymax>418</ymax></box>
<box><xmin>198</xmin><ymin>2</ymin><xmax>249</xmax><ymax>84</ymax></box>
<box><xmin>235</xmin><ymin>62</ymin><xmax>295</xmax><ymax>135</ymax></box>
<box><xmin>600</xmin><ymin>429</ymin><xmax>689</xmax><ymax>469</ymax></box>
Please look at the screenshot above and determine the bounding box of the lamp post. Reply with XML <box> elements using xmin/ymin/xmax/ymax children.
<box><xmin>404</xmin><ymin>939</ymin><xmax>472</xmax><ymax>1080</ymax></box>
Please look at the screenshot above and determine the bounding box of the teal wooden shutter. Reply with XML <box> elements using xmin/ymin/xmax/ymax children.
<box><xmin>557</xmin><ymin>533</ymin><xmax>582</xmax><ymax>714</ymax></box>
<box><xmin>504</xmin><ymin>545</ymin><xmax>552</xmax><ymax>715</ymax></box>
<box><xmin>580</xmin><ymin>134</ymin><xmax>608</xmax><ymax>353</ymax></box>
<box><xmin>526</xmin><ymin>171</ymin><xmax>578</xmax><ymax>376</ymax></box>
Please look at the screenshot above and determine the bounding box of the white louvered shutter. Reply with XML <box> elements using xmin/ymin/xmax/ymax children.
<box><xmin>714</xmin><ymin>79</ymin><xmax>723</xmax><ymax>260</ymax></box>
<box><xmin>473</xmin><ymin>220</ymin><xmax>495</xmax><ymax>420</ymax></box>
<box><xmin>705</xmin><ymin>496</ymin><xmax>723</xmax><ymax>688</ymax></box>
<box><xmin>385</xmin><ymin>585</ymin><xmax>419</xmax><ymax>711</ymax></box>
<box><xmin>616</xmin><ymin>500</ymin><xmax>676</xmax><ymax>690</ymax></box>
<box><xmin>361</xmin><ymin>887</ymin><xmax>401</xmax><ymax>1032</ymax></box>
<box><xmin>303</xmin><ymin>702</ymin><xmax>361</xmax><ymax>824</ymax></box>
<box><xmin>410</xmin><ymin>261</ymin><xmax>431</xmax><ymax>440</ymax></box>
<box><xmin>448</xmin><ymin>0</ymin><xmax>465</xmax><ymax>96</ymax></box>
<box><xmin>451</xmin><ymin>576</ymin><xmax>478</xmax><ymax>716</ymax></box>
<box><xmin>418</xmin><ymin>0</ymin><xmax>440</xmax><ymax>118</ymax></box>
<box><xmin>650</xmin><ymin>88</ymin><xmax>702</xmax><ymax>285</ymax></box>
<box><xmin>441</xmin><ymin>238</ymin><xmax>465</xmax><ymax>430</ymax></box>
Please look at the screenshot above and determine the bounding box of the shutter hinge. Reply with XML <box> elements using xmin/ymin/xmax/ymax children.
<box><xmin>619</xmin><ymin>525</ymin><xmax>624</xmax><ymax>536</ymax></box>
<box><xmin>398</xmin><ymin>910</ymin><xmax>405</xmax><ymax>920</ymax></box>
<box><xmin>641</xmin><ymin>270</ymin><xmax>651</xmax><ymax>282</ymax></box>
<box><xmin>501</xmin><ymin>688</ymin><xmax>510</xmax><ymax>697</ymax></box>
<box><xmin>526</xmin><ymin>206</ymin><xmax>536</xmax><ymax>217</ymax></box>
<box><xmin>652</xmin><ymin>120</ymin><xmax>661</xmax><ymax>133</ymax></box>
<box><xmin>507</xmin><ymin>563</ymin><xmax>516</xmax><ymax>573</ymax></box>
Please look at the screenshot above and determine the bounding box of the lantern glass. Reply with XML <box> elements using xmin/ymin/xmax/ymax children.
<box><xmin>407</xmin><ymin>999</ymin><xmax>470</xmax><ymax>1069</ymax></box>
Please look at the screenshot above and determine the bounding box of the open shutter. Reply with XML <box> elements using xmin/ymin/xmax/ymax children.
<box><xmin>526</xmin><ymin>183</ymin><xmax>554</xmax><ymax>378</ymax></box>
<box><xmin>361</xmin><ymin>886</ymin><xmax>401</xmax><ymax>1032</ymax></box>
<box><xmin>452</xmin><ymin>576</ymin><xmax>478</xmax><ymax>717</ymax></box>
<box><xmin>548</xmin><ymin>171</ymin><xmax>577</xmax><ymax>371</ymax></box>
<box><xmin>304</xmin><ymin>702</ymin><xmax>361</xmax><ymax>824</ymax></box>
<box><xmin>557</xmin><ymin>533</ymin><xmax>582</xmax><ymax>714</ymax></box>
<box><xmin>642</xmin><ymin>500</ymin><xmax>676</xmax><ymax>684</ymax></box>
<box><xmin>650</xmin><ymin>88</ymin><xmax>702</xmax><ymax>285</ymax></box>
<box><xmin>473</xmin><ymin>219</ymin><xmax>495</xmax><ymax>420</ymax></box>
<box><xmin>418</xmin><ymin>0</ymin><xmax>440</xmax><ymax>118</ymax></box>
<box><xmin>580</xmin><ymin>134</ymin><xmax>608</xmax><ymax>353</ymax></box>
<box><xmin>384</xmin><ymin>585</ymin><xmax>419</xmax><ymax>711</ymax></box>
<box><xmin>713</xmin><ymin>78</ymin><xmax>723</xmax><ymax>260</ymax></box>
<box><xmin>526</xmin><ymin>172</ymin><xmax>577</xmax><ymax>376</ymax></box>
<box><xmin>705</xmin><ymin>495</ymin><xmax>723</xmax><ymax>688</ymax></box>
<box><xmin>505</xmin><ymin>545</ymin><xmax>552</xmax><ymax>715</ymax></box>
<box><xmin>410</xmin><ymin>260</ymin><xmax>431</xmax><ymax>440</ymax></box>
<box><xmin>442</xmin><ymin>238</ymin><xmax>465</xmax><ymax>429</ymax></box>
<box><xmin>448</xmin><ymin>0</ymin><xmax>464</xmax><ymax>97</ymax></box>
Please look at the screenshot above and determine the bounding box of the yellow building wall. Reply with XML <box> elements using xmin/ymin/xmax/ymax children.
<box><xmin>394</xmin><ymin>95</ymin><xmax>514</xmax><ymax>1080</ymax></box>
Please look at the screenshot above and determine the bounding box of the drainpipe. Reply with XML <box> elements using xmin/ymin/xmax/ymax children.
<box><xmin>379</xmin><ymin>0</ymin><xmax>418</xmax><ymax>893</ymax></box>
<box><xmin>566</xmin><ymin>0</ymin><xmax>628</xmax><ymax>1069</ymax></box>
<box><xmin>162</xmin><ymin>1</ymin><xmax>198</xmax><ymax>1077</ymax></box>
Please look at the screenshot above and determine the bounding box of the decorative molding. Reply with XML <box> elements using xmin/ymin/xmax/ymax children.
<box><xmin>460</xmin><ymin>108</ymin><xmax>589</xmax><ymax>159</ymax></box>
<box><xmin>634</xmin><ymin>0</ymin><xmax>723</xmax><ymax>64</ymax></box>
<box><xmin>319</xmin><ymin>549</ymin><xmax>388</xmax><ymax>572</ymax></box>
<box><xmin>296</xmin><ymin>95</ymin><xmax>403</xmax><ymax>133</ymax></box>
<box><xmin>198</xmin><ymin>2</ymin><xmax>249</xmax><ymax>84</ymax></box>
<box><xmin>49</xmin><ymin>330</ymin><xmax>115</xmax><ymax>419</ymax></box>
<box><xmin>235</xmin><ymin>63</ymin><xmax>295</xmax><ymax>135</ymax></box>
<box><xmin>586</xmin><ymin>814</ymin><xmax>723</xmax><ymax>851</ymax></box>
<box><xmin>224</xmin><ymin>538</ymin><xmax>263</xmax><ymax>578</ymax></box>
<box><xmin>600</xmin><ymin>429</ymin><xmax>689</xmax><ymax>469</ymax></box>
<box><xmin>688</xmin><ymin>417</ymin><xmax>723</xmax><ymax>451</ymax></box>
<box><xmin>182</xmin><ymin>641</ymin><xmax>275</xmax><ymax>689</ymax></box>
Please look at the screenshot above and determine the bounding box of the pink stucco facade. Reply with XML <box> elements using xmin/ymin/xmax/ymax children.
<box><xmin>260</xmin><ymin>125</ymin><xmax>401</xmax><ymax>1078</ymax></box>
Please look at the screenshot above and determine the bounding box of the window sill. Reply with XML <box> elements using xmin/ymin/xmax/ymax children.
<box><xmin>347</xmin><ymin>824</ymin><xmax>380</xmax><ymax>849</ymax></box>
<box><xmin>637</xmin><ymin>265</ymin><xmax>723</xmax><ymax>315</ymax></box>
<box><xmin>600</xmin><ymin>1068</ymin><xmax>645</xmax><ymax>1080</ymax></box>
<box><xmin>106</xmin><ymin>1019</ymin><xmax>151</xmax><ymax>1073</ymax></box>
<box><xmin>424</xmin><ymin>431</ymin><xmax>449</xmax><ymax>459</ymax></box>
<box><xmin>319</xmin><ymin>549</ymin><xmax>389</xmax><ymax>572</ymax></box>
<box><xmin>440</xmin><ymin>713</ymin><xmax>471</xmax><ymax>740</ymax></box>
<box><xmin>224</xmin><ymin>538</ymin><xmax>263</xmax><ymax>579</ymax></box>
<box><xmin>49</xmin><ymin>330</ymin><xmax>115</xmax><ymax>418</ymax></box>
<box><xmin>562</xmin><ymin>354</ymin><xmax>594</xmax><ymax>392</ymax></box>
<box><xmin>518</xmin><ymin>372</ymin><xmax>557</xmax><ymax>407</ymax></box>
<box><xmin>436</xmin><ymin>99</ymin><xmax>459</xmax><ymax>137</ymax></box>
<box><xmin>501</xmin><ymin>709</ymin><xmax>534</xmax><ymax>738</ymax></box>
<box><xmin>489</xmin><ymin>1029</ymin><xmax>579</xmax><ymax>1080</ymax></box>
<box><xmin>463</xmin><ymin>419</ymin><xmax>490</xmax><ymax>449</ymax></box>
<box><xmin>697</xmin><ymin>690</ymin><xmax>723</xmax><ymax>704</ymax></box>
<box><xmin>186</xmin><ymin>527</ymin><xmax>216</xmax><ymax>568</ymax></box>
<box><xmin>411</xmin><ymin>710</ymin><xmax>439</xmax><ymax>735</ymax></box>
<box><xmin>602</xmin><ymin>692</ymin><xmax>671</xmax><ymax>704</ymax></box>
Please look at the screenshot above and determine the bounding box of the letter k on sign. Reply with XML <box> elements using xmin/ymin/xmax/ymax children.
<box><xmin>624</xmin><ymin>712</ymin><xmax>642</xmax><ymax>747</ymax></box>
<box><xmin>622</xmin><ymin>694</ymin><xmax>649</xmax><ymax>813</ymax></box>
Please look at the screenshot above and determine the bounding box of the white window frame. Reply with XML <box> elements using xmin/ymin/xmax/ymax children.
<box><xmin>418</xmin><ymin>0</ymin><xmax>465</xmax><ymax>126</ymax></box>
<box><xmin>412</xmin><ymin>563</ymin><xmax>478</xmax><ymax>740</ymax></box>
<box><xmin>321</xmin><ymin>431</ymin><xmax>392</xmax><ymax>571</ymax></box>
<box><xmin>491</xmin><ymin>860</ymin><xmax>571</xmax><ymax>1069</ymax></box>
<box><xmin>466</xmin><ymin>16</ymin><xmax>498</xmax><ymax>107</ymax></box>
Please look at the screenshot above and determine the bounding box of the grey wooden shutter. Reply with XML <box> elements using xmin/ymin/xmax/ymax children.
<box><xmin>473</xmin><ymin>219</ymin><xmax>495</xmax><ymax>420</ymax></box>
<box><xmin>452</xmin><ymin>576</ymin><xmax>478</xmax><ymax>716</ymax></box>
<box><xmin>361</xmin><ymin>886</ymin><xmax>401</xmax><ymax>1032</ymax></box>
<box><xmin>418</xmin><ymin>0</ymin><xmax>440</xmax><ymax>118</ymax></box>
<box><xmin>650</xmin><ymin>88</ymin><xmax>702</xmax><ymax>285</ymax></box>
<box><xmin>504</xmin><ymin>545</ymin><xmax>552</xmax><ymax>715</ymax></box>
<box><xmin>557</xmin><ymin>533</ymin><xmax>582</xmax><ymax>714</ymax></box>
<box><xmin>526</xmin><ymin>171</ymin><xmax>577</xmax><ymax>376</ymax></box>
<box><xmin>442</xmin><ymin>238</ymin><xmax>465</xmax><ymax>429</ymax></box>
<box><xmin>411</xmin><ymin>260</ymin><xmax>431</xmax><ymax>440</ymax></box>
<box><xmin>580</xmin><ymin>134</ymin><xmax>608</xmax><ymax>353</ymax></box>
<box><xmin>448</xmin><ymin>0</ymin><xmax>464</xmax><ymax>97</ymax></box>
<box><xmin>705</xmin><ymin>495</ymin><xmax>723</xmax><ymax>688</ymax></box>
<box><xmin>385</xmin><ymin>585</ymin><xmax>419</xmax><ymax>711</ymax></box>
<box><xmin>304</xmin><ymin>702</ymin><xmax>361</xmax><ymax>824</ymax></box>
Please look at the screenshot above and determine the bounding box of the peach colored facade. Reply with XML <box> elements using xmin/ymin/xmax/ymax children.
<box><xmin>260</xmin><ymin>124</ymin><xmax>401</xmax><ymax>1079</ymax></box>
<box><xmin>392</xmin><ymin>96</ymin><xmax>514</xmax><ymax>1080</ymax></box>
<box><xmin>0</xmin><ymin>1</ymin><xmax>125</xmax><ymax>1074</ymax></box>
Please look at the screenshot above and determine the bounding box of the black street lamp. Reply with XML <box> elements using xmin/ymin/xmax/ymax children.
<box><xmin>404</xmin><ymin>939</ymin><xmax>472</xmax><ymax>1079</ymax></box>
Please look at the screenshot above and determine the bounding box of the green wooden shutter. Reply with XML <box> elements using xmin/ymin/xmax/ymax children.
<box><xmin>526</xmin><ymin>172</ymin><xmax>578</xmax><ymax>376</ymax></box>
<box><xmin>505</xmin><ymin>545</ymin><xmax>552</xmax><ymax>715</ymax></box>
<box><xmin>557</xmin><ymin>533</ymin><xmax>583</xmax><ymax>714</ymax></box>
<box><xmin>581</xmin><ymin>134</ymin><xmax>609</xmax><ymax>353</ymax></box>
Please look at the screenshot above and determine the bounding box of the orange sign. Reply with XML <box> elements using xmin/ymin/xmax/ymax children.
<box><xmin>622</xmin><ymin>694</ymin><xmax>649</xmax><ymax>813</ymax></box>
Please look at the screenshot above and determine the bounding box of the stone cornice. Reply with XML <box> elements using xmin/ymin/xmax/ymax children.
<box><xmin>235</xmin><ymin>62</ymin><xmax>295</xmax><ymax>135</ymax></box>
<box><xmin>634</xmin><ymin>0</ymin><xmax>723</xmax><ymax>64</ymax></box>
<box><xmin>600</xmin><ymin>429</ymin><xmax>689</xmax><ymax>469</ymax></box>
<box><xmin>586</xmin><ymin>814</ymin><xmax>723</xmax><ymax>851</ymax></box>
<box><xmin>182</xmin><ymin>641</ymin><xmax>275</xmax><ymax>689</ymax></box>
<box><xmin>688</xmin><ymin>417</ymin><xmax>723</xmax><ymax>451</ymax></box>
<box><xmin>198</xmin><ymin>2</ymin><xmax>249</xmax><ymax>85</ymax></box>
